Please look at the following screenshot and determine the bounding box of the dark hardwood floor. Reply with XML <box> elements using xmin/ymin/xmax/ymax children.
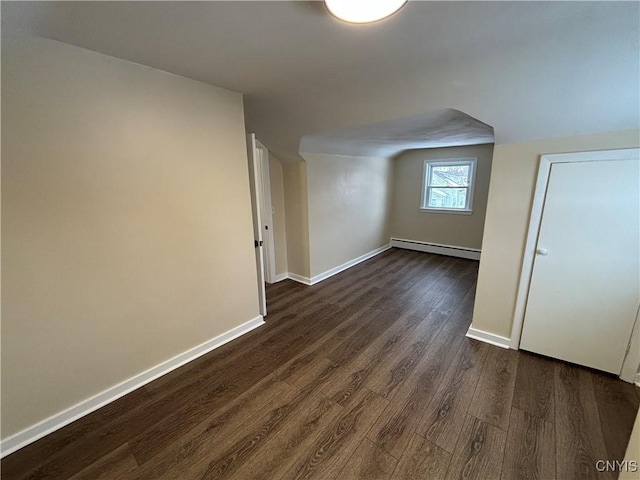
<box><xmin>2</xmin><ymin>248</ymin><xmax>639</xmax><ymax>479</ymax></box>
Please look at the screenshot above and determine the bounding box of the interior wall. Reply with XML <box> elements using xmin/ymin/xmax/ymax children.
<box><xmin>268</xmin><ymin>153</ymin><xmax>288</xmax><ymax>278</ymax></box>
<box><xmin>472</xmin><ymin>129</ymin><xmax>640</xmax><ymax>339</ymax></box>
<box><xmin>391</xmin><ymin>143</ymin><xmax>494</xmax><ymax>249</ymax></box>
<box><xmin>1</xmin><ymin>36</ymin><xmax>260</xmax><ymax>438</ymax></box>
<box><xmin>282</xmin><ymin>161</ymin><xmax>310</xmax><ymax>279</ymax></box>
<box><xmin>302</xmin><ymin>153</ymin><xmax>394</xmax><ymax>279</ymax></box>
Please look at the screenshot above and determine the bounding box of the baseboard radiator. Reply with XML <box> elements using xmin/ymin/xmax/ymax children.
<box><xmin>390</xmin><ymin>238</ymin><xmax>481</xmax><ymax>261</ymax></box>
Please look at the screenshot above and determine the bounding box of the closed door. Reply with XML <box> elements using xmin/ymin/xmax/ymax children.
<box><xmin>520</xmin><ymin>155</ymin><xmax>639</xmax><ymax>374</ymax></box>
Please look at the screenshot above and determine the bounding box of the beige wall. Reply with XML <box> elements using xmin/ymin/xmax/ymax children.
<box><xmin>1</xmin><ymin>36</ymin><xmax>259</xmax><ymax>438</ymax></box>
<box><xmin>303</xmin><ymin>153</ymin><xmax>393</xmax><ymax>278</ymax></box>
<box><xmin>391</xmin><ymin>144</ymin><xmax>494</xmax><ymax>250</ymax></box>
<box><xmin>268</xmin><ymin>153</ymin><xmax>288</xmax><ymax>277</ymax></box>
<box><xmin>282</xmin><ymin>161</ymin><xmax>310</xmax><ymax>278</ymax></box>
<box><xmin>472</xmin><ymin>129</ymin><xmax>640</xmax><ymax>339</ymax></box>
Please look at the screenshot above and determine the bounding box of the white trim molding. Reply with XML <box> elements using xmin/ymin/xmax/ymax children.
<box><xmin>271</xmin><ymin>273</ymin><xmax>289</xmax><ymax>283</ymax></box>
<box><xmin>620</xmin><ymin>305</ymin><xmax>640</xmax><ymax>384</ymax></box>
<box><xmin>287</xmin><ymin>272</ymin><xmax>312</xmax><ymax>285</ymax></box>
<box><xmin>391</xmin><ymin>238</ymin><xmax>480</xmax><ymax>261</ymax></box>
<box><xmin>309</xmin><ymin>244</ymin><xmax>391</xmax><ymax>285</ymax></box>
<box><xmin>287</xmin><ymin>244</ymin><xmax>391</xmax><ymax>287</ymax></box>
<box><xmin>0</xmin><ymin>316</ymin><xmax>265</xmax><ymax>458</ymax></box>
<box><xmin>421</xmin><ymin>157</ymin><xmax>477</xmax><ymax>213</ymax></box>
<box><xmin>466</xmin><ymin>326</ymin><xmax>511</xmax><ymax>349</ymax></box>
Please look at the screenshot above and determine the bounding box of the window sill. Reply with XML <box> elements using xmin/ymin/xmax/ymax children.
<box><xmin>420</xmin><ymin>208</ymin><xmax>473</xmax><ymax>215</ymax></box>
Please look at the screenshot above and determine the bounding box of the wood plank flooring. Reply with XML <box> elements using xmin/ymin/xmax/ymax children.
<box><xmin>2</xmin><ymin>248</ymin><xmax>639</xmax><ymax>480</ymax></box>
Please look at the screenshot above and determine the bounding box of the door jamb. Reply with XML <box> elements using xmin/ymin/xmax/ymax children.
<box><xmin>246</xmin><ymin>133</ymin><xmax>267</xmax><ymax>316</ymax></box>
<box><xmin>254</xmin><ymin>140</ymin><xmax>277</xmax><ymax>284</ymax></box>
<box><xmin>620</xmin><ymin>306</ymin><xmax>640</xmax><ymax>384</ymax></box>
<box><xmin>510</xmin><ymin>148</ymin><xmax>640</xmax><ymax>371</ymax></box>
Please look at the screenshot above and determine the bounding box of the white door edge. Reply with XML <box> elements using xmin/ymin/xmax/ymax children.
<box><xmin>255</xmin><ymin>139</ymin><xmax>277</xmax><ymax>284</ymax></box>
<box><xmin>620</xmin><ymin>305</ymin><xmax>640</xmax><ymax>383</ymax></box>
<box><xmin>246</xmin><ymin>133</ymin><xmax>267</xmax><ymax>316</ymax></box>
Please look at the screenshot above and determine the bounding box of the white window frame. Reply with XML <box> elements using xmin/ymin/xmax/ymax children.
<box><xmin>420</xmin><ymin>158</ymin><xmax>477</xmax><ymax>215</ymax></box>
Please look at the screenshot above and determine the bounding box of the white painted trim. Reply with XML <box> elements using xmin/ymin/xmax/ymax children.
<box><xmin>620</xmin><ymin>305</ymin><xmax>640</xmax><ymax>384</ymax></box>
<box><xmin>256</xmin><ymin>139</ymin><xmax>277</xmax><ymax>285</ymax></box>
<box><xmin>391</xmin><ymin>238</ymin><xmax>480</xmax><ymax>261</ymax></box>
<box><xmin>309</xmin><ymin>244</ymin><xmax>391</xmax><ymax>285</ymax></box>
<box><xmin>0</xmin><ymin>316</ymin><xmax>265</xmax><ymax>458</ymax></box>
<box><xmin>510</xmin><ymin>148</ymin><xmax>640</xmax><ymax>352</ymax></box>
<box><xmin>247</xmin><ymin>133</ymin><xmax>267</xmax><ymax>316</ymax></box>
<box><xmin>421</xmin><ymin>157</ymin><xmax>477</xmax><ymax>213</ymax></box>
<box><xmin>287</xmin><ymin>273</ymin><xmax>312</xmax><ymax>285</ymax></box>
<box><xmin>420</xmin><ymin>207</ymin><xmax>473</xmax><ymax>215</ymax></box>
<box><xmin>466</xmin><ymin>326</ymin><xmax>511</xmax><ymax>349</ymax></box>
<box><xmin>271</xmin><ymin>273</ymin><xmax>288</xmax><ymax>283</ymax></box>
<box><xmin>286</xmin><ymin>244</ymin><xmax>391</xmax><ymax>286</ymax></box>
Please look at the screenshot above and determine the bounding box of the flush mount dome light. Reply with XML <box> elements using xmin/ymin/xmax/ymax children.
<box><xmin>325</xmin><ymin>0</ymin><xmax>408</xmax><ymax>24</ymax></box>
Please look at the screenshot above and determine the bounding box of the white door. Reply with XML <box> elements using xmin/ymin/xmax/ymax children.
<box><xmin>520</xmin><ymin>152</ymin><xmax>639</xmax><ymax>374</ymax></box>
<box><xmin>254</xmin><ymin>141</ymin><xmax>277</xmax><ymax>284</ymax></box>
<box><xmin>246</xmin><ymin>134</ymin><xmax>267</xmax><ymax>316</ymax></box>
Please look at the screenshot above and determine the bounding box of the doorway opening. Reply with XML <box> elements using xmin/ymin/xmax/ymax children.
<box><xmin>247</xmin><ymin>134</ymin><xmax>278</xmax><ymax>316</ymax></box>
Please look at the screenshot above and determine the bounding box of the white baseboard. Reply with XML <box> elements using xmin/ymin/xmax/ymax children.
<box><xmin>287</xmin><ymin>272</ymin><xmax>312</xmax><ymax>285</ymax></box>
<box><xmin>465</xmin><ymin>326</ymin><xmax>511</xmax><ymax>349</ymax></box>
<box><xmin>390</xmin><ymin>238</ymin><xmax>481</xmax><ymax>261</ymax></box>
<box><xmin>0</xmin><ymin>315</ymin><xmax>265</xmax><ymax>458</ymax></box>
<box><xmin>271</xmin><ymin>273</ymin><xmax>288</xmax><ymax>283</ymax></box>
<box><xmin>309</xmin><ymin>244</ymin><xmax>391</xmax><ymax>285</ymax></box>
<box><xmin>286</xmin><ymin>244</ymin><xmax>391</xmax><ymax>287</ymax></box>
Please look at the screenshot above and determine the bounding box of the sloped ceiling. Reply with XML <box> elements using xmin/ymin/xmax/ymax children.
<box><xmin>300</xmin><ymin>109</ymin><xmax>494</xmax><ymax>158</ymax></box>
<box><xmin>2</xmin><ymin>1</ymin><xmax>639</xmax><ymax>163</ymax></box>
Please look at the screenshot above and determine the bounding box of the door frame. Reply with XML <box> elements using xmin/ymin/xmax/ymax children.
<box><xmin>246</xmin><ymin>133</ymin><xmax>267</xmax><ymax>316</ymax></box>
<box><xmin>510</xmin><ymin>148</ymin><xmax>640</xmax><ymax>380</ymax></box>
<box><xmin>254</xmin><ymin>140</ymin><xmax>277</xmax><ymax>284</ymax></box>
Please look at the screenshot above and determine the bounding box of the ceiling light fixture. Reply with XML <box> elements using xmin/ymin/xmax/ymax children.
<box><xmin>325</xmin><ymin>0</ymin><xmax>408</xmax><ymax>24</ymax></box>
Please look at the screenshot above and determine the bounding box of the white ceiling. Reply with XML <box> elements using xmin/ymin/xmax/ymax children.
<box><xmin>300</xmin><ymin>109</ymin><xmax>494</xmax><ymax>158</ymax></box>
<box><xmin>3</xmin><ymin>1</ymin><xmax>639</xmax><ymax>163</ymax></box>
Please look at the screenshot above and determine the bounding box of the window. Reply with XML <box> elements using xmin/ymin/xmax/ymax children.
<box><xmin>421</xmin><ymin>158</ymin><xmax>476</xmax><ymax>213</ymax></box>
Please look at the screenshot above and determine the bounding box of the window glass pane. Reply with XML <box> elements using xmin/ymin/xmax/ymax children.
<box><xmin>429</xmin><ymin>165</ymin><xmax>470</xmax><ymax>187</ymax></box>
<box><xmin>427</xmin><ymin>188</ymin><xmax>468</xmax><ymax>209</ymax></box>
